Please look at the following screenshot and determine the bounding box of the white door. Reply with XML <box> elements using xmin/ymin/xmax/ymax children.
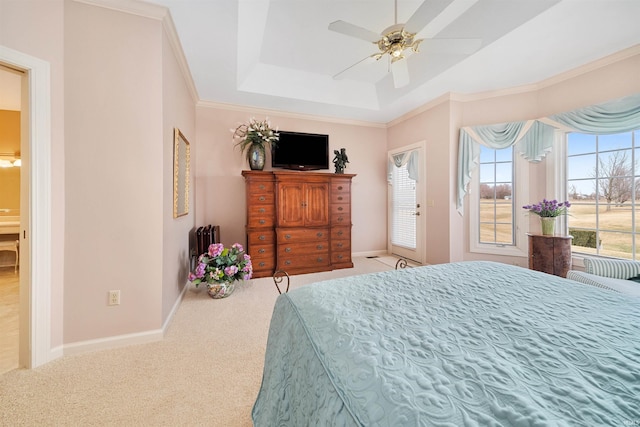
<box><xmin>388</xmin><ymin>143</ymin><xmax>425</xmax><ymax>264</ymax></box>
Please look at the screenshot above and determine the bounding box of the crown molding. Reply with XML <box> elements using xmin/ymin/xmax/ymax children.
<box><xmin>537</xmin><ymin>43</ymin><xmax>640</xmax><ymax>90</ymax></box>
<box><xmin>72</xmin><ymin>0</ymin><xmax>199</xmax><ymax>103</ymax></box>
<box><xmin>387</xmin><ymin>44</ymin><xmax>640</xmax><ymax>127</ymax></box>
<box><xmin>196</xmin><ymin>100</ymin><xmax>388</xmax><ymax>129</ymax></box>
<box><xmin>386</xmin><ymin>93</ymin><xmax>455</xmax><ymax>127</ymax></box>
<box><xmin>73</xmin><ymin>0</ymin><xmax>167</xmax><ymax>20</ymax></box>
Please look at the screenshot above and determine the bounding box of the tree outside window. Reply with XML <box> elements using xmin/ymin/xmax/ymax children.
<box><xmin>567</xmin><ymin>131</ymin><xmax>639</xmax><ymax>260</ymax></box>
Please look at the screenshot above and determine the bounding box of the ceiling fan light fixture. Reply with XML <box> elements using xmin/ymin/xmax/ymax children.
<box><xmin>328</xmin><ymin>0</ymin><xmax>479</xmax><ymax>87</ymax></box>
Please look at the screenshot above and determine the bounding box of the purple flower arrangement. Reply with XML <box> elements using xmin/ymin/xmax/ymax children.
<box><xmin>522</xmin><ymin>199</ymin><xmax>571</xmax><ymax>217</ymax></box>
<box><xmin>189</xmin><ymin>243</ymin><xmax>253</xmax><ymax>287</ymax></box>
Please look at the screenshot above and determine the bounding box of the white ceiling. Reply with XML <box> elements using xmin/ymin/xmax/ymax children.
<box><xmin>1</xmin><ymin>2</ymin><xmax>636</xmax><ymax>120</ymax></box>
<box><xmin>143</xmin><ymin>1</ymin><xmax>639</xmax><ymax>123</ymax></box>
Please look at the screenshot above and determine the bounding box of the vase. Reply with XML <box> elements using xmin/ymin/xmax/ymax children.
<box><xmin>206</xmin><ymin>281</ymin><xmax>236</xmax><ymax>299</ymax></box>
<box><xmin>540</xmin><ymin>217</ymin><xmax>556</xmax><ymax>236</ymax></box>
<box><xmin>247</xmin><ymin>144</ymin><xmax>266</xmax><ymax>171</ymax></box>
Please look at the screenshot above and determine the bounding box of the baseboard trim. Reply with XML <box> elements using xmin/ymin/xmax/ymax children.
<box><xmin>162</xmin><ymin>281</ymin><xmax>189</xmax><ymax>333</ymax></box>
<box><xmin>62</xmin><ymin>283</ymin><xmax>190</xmax><ymax>357</ymax></box>
<box><xmin>353</xmin><ymin>250</ymin><xmax>389</xmax><ymax>258</ymax></box>
<box><xmin>50</xmin><ymin>345</ymin><xmax>64</xmax><ymax>361</ymax></box>
<box><xmin>64</xmin><ymin>329</ymin><xmax>164</xmax><ymax>357</ymax></box>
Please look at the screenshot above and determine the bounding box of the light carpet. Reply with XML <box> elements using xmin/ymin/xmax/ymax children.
<box><xmin>0</xmin><ymin>256</ymin><xmax>394</xmax><ymax>426</ymax></box>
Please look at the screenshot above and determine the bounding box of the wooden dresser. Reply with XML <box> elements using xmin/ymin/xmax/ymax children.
<box><xmin>527</xmin><ymin>233</ymin><xmax>573</xmax><ymax>278</ymax></box>
<box><xmin>242</xmin><ymin>170</ymin><xmax>355</xmax><ymax>277</ymax></box>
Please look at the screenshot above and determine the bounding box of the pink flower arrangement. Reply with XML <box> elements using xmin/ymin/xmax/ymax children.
<box><xmin>189</xmin><ymin>243</ymin><xmax>252</xmax><ymax>287</ymax></box>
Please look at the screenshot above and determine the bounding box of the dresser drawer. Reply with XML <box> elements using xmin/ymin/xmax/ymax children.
<box><xmin>331</xmin><ymin>226</ymin><xmax>350</xmax><ymax>240</ymax></box>
<box><xmin>331</xmin><ymin>212</ymin><xmax>350</xmax><ymax>225</ymax></box>
<box><xmin>247</xmin><ymin>180</ymin><xmax>274</xmax><ymax>194</ymax></box>
<box><xmin>278</xmin><ymin>241</ymin><xmax>329</xmax><ymax>257</ymax></box>
<box><xmin>278</xmin><ymin>252</ymin><xmax>330</xmax><ymax>270</ymax></box>
<box><xmin>331</xmin><ymin>239</ymin><xmax>350</xmax><ymax>253</ymax></box>
<box><xmin>249</xmin><ymin>243</ymin><xmax>275</xmax><ymax>259</ymax></box>
<box><xmin>330</xmin><ymin>191</ymin><xmax>350</xmax><ymax>204</ymax></box>
<box><xmin>331</xmin><ymin>251</ymin><xmax>351</xmax><ymax>265</ymax></box>
<box><xmin>247</xmin><ymin>205</ymin><xmax>275</xmax><ymax>227</ymax></box>
<box><xmin>330</xmin><ymin>203</ymin><xmax>350</xmax><ymax>216</ymax></box>
<box><xmin>248</xmin><ymin>230</ymin><xmax>276</xmax><ymax>245</ymax></box>
<box><xmin>248</xmin><ymin>191</ymin><xmax>275</xmax><ymax>205</ymax></box>
<box><xmin>277</xmin><ymin>228</ymin><xmax>329</xmax><ymax>243</ymax></box>
<box><xmin>252</xmin><ymin>256</ymin><xmax>276</xmax><ymax>272</ymax></box>
<box><xmin>331</xmin><ymin>181</ymin><xmax>350</xmax><ymax>194</ymax></box>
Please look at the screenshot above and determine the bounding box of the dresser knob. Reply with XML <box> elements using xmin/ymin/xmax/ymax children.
<box><xmin>285</xmin><ymin>234</ymin><xmax>291</xmax><ymax>239</ymax></box>
<box><xmin>338</xmin><ymin>207</ymin><xmax>343</xmax><ymax>211</ymax></box>
<box><xmin>317</xmin><ymin>257</ymin><xmax>323</xmax><ymax>263</ymax></box>
<box><xmin>258</xmin><ymin>248</ymin><xmax>265</xmax><ymax>254</ymax></box>
<box><xmin>337</xmin><ymin>254</ymin><xmax>343</xmax><ymax>259</ymax></box>
<box><xmin>338</xmin><ymin>196</ymin><xmax>343</xmax><ymax>201</ymax></box>
<box><xmin>259</xmin><ymin>235</ymin><xmax>266</xmax><ymax>241</ymax></box>
<box><xmin>337</xmin><ymin>186</ymin><xmax>343</xmax><ymax>190</ymax></box>
<box><xmin>259</xmin><ymin>262</ymin><xmax>265</xmax><ymax>267</ymax></box>
<box><xmin>337</xmin><ymin>230</ymin><xmax>343</xmax><ymax>236</ymax></box>
<box><xmin>317</xmin><ymin>245</ymin><xmax>323</xmax><ymax>250</ymax></box>
<box><xmin>337</xmin><ymin>242</ymin><xmax>343</xmax><ymax>248</ymax></box>
<box><xmin>259</xmin><ymin>185</ymin><xmax>265</xmax><ymax>190</ymax></box>
<box><xmin>259</xmin><ymin>219</ymin><xmax>265</xmax><ymax>224</ymax></box>
<box><xmin>259</xmin><ymin>208</ymin><xmax>265</xmax><ymax>213</ymax></box>
<box><xmin>259</xmin><ymin>196</ymin><xmax>266</xmax><ymax>201</ymax></box>
<box><xmin>338</xmin><ymin>217</ymin><xmax>343</xmax><ymax>222</ymax></box>
<box><xmin>285</xmin><ymin>260</ymin><xmax>291</xmax><ymax>265</ymax></box>
<box><xmin>285</xmin><ymin>247</ymin><xmax>291</xmax><ymax>252</ymax></box>
<box><xmin>317</xmin><ymin>232</ymin><xmax>323</xmax><ymax>237</ymax></box>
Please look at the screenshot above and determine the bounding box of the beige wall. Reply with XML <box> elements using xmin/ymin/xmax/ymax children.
<box><xmin>161</xmin><ymin>29</ymin><xmax>196</xmax><ymax>322</ymax></box>
<box><xmin>64</xmin><ymin>1</ymin><xmax>165</xmax><ymax>342</ymax></box>
<box><xmin>195</xmin><ymin>106</ymin><xmax>388</xmax><ymax>254</ymax></box>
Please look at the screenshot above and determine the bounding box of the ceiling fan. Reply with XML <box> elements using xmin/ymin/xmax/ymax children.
<box><xmin>328</xmin><ymin>0</ymin><xmax>481</xmax><ymax>88</ymax></box>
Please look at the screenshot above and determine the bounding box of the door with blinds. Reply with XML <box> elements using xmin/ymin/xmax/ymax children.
<box><xmin>388</xmin><ymin>144</ymin><xmax>425</xmax><ymax>264</ymax></box>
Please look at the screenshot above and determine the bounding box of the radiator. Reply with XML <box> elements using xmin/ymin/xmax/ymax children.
<box><xmin>195</xmin><ymin>224</ymin><xmax>220</xmax><ymax>256</ymax></box>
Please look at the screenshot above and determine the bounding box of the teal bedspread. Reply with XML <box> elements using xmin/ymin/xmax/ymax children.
<box><xmin>252</xmin><ymin>261</ymin><xmax>640</xmax><ymax>426</ymax></box>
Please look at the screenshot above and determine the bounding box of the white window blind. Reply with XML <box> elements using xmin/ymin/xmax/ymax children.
<box><xmin>391</xmin><ymin>162</ymin><xmax>417</xmax><ymax>249</ymax></box>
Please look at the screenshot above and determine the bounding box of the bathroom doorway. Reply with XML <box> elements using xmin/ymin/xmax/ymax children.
<box><xmin>1</xmin><ymin>45</ymin><xmax>55</xmax><ymax>370</ymax></box>
<box><xmin>0</xmin><ymin>63</ymin><xmax>22</xmax><ymax>373</ymax></box>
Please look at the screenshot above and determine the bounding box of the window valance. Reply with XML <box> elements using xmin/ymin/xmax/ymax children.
<box><xmin>388</xmin><ymin>150</ymin><xmax>419</xmax><ymax>182</ymax></box>
<box><xmin>456</xmin><ymin>120</ymin><xmax>555</xmax><ymax>214</ymax></box>
<box><xmin>456</xmin><ymin>93</ymin><xmax>640</xmax><ymax>215</ymax></box>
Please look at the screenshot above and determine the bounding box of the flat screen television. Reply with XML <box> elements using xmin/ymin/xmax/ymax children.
<box><xmin>271</xmin><ymin>131</ymin><xmax>329</xmax><ymax>171</ymax></box>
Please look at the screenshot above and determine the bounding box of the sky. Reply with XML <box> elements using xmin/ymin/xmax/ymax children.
<box><xmin>479</xmin><ymin>130</ymin><xmax>639</xmax><ymax>197</ymax></box>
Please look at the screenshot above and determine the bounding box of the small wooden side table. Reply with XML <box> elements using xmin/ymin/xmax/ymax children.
<box><xmin>527</xmin><ymin>233</ymin><xmax>573</xmax><ymax>278</ymax></box>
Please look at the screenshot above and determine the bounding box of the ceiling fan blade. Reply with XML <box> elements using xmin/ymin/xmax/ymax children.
<box><xmin>404</xmin><ymin>0</ymin><xmax>454</xmax><ymax>35</ymax></box>
<box><xmin>333</xmin><ymin>54</ymin><xmax>379</xmax><ymax>80</ymax></box>
<box><xmin>391</xmin><ymin>59</ymin><xmax>410</xmax><ymax>88</ymax></box>
<box><xmin>328</xmin><ymin>20</ymin><xmax>381</xmax><ymax>43</ymax></box>
<box><xmin>420</xmin><ymin>38</ymin><xmax>482</xmax><ymax>55</ymax></box>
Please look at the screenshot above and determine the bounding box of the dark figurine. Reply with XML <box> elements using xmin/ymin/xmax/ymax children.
<box><xmin>333</xmin><ymin>148</ymin><xmax>349</xmax><ymax>174</ymax></box>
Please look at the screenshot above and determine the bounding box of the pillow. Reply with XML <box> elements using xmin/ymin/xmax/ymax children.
<box><xmin>583</xmin><ymin>257</ymin><xmax>640</xmax><ymax>279</ymax></box>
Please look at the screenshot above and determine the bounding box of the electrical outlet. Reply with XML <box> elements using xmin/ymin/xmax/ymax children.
<box><xmin>108</xmin><ymin>290</ymin><xmax>120</xmax><ymax>306</ymax></box>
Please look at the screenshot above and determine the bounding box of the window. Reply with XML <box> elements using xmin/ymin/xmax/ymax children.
<box><xmin>470</xmin><ymin>145</ymin><xmax>528</xmax><ymax>256</ymax></box>
<box><xmin>567</xmin><ymin>130</ymin><xmax>640</xmax><ymax>260</ymax></box>
<box><xmin>479</xmin><ymin>146</ymin><xmax>514</xmax><ymax>245</ymax></box>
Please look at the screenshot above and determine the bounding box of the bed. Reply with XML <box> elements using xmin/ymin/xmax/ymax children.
<box><xmin>252</xmin><ymin>261</ymin><xmax>640</xmax><ymax>426</ymax></box>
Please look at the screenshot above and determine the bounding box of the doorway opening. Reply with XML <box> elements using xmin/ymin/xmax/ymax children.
<box><xmin>0</xmin><ymin>63</ymin><xmax>23</xmax><ymax>373</ymax></box>
<box><xmin>1</xmin><ymin>45</ymin><xmax>54</xmax><ymax>370</ymax></box>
